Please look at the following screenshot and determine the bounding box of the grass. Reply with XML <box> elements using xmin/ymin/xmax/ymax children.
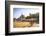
<box><xmin>13</xmin><ymin>20</ymin><xmax>34</xmax><ymax>28</ymax></box>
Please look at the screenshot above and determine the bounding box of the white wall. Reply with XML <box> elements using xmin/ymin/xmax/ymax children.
<box><xmin>0</xmin><ymin>0</ymin><xmax>5</xmax><ymax>36</ymax></box>
<box><xmin>0</xmin><ymin>0</ymin><xmax>46</xmax><ymax>36</ymax></box>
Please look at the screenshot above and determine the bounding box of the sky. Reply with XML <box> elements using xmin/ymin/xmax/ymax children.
<box><xmin>13</xmin><ymin>8</ymin><xmax>39</xmax><ymax>19</ymax></box>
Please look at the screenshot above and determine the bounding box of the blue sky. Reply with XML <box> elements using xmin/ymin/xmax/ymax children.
<box><xmin>13</xmin><ymin>8</ymin><xmax>38</xmax><ymax>19</ymax></box>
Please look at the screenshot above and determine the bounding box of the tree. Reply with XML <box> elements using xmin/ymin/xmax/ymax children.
<box><xmin>29</xmin><ymin>13</ymin><xmax>32</xmax><ymax>18</ymax></box>
<box><xmin>19</xmin><ymin>14</ymin><xmax>25</xmax><ymax>19</ymax></box>
<box><xmin>26</xmin><ymin>16</ymin><xmax>30</xmax><ymax>19</ymax></box>
<box><xmin>13</xmin><ymin>18</ymin><xmax>16</xmax><ymax>22</ymax></box>
<box><xmin>36</xmin><ymin>13</ymin><xmax>39</xmax><ymax>23</ymax></box>
<box><xmin>26</xmin><ymin>13</ymin><xmax>33</xmax><ymax>19</ymax></box>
